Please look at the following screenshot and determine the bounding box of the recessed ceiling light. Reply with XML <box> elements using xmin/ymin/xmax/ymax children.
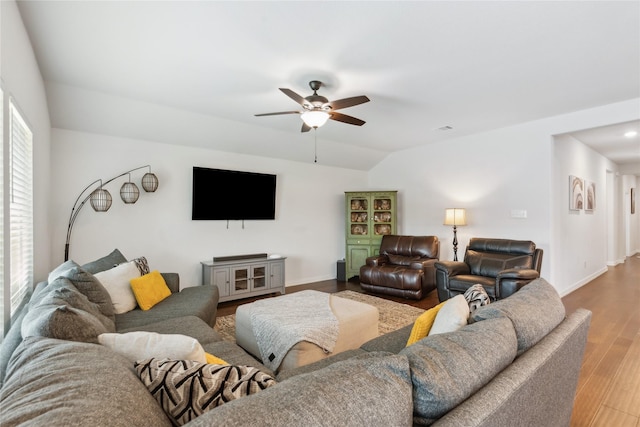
<box><xmin>624</xmin><ymin>131</ymin><xmax>638</xmax><ymax>138</ymax></box>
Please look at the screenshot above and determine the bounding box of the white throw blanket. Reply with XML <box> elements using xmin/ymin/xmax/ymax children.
<box><xmin>249</xmin><ymin>290</ymin><xmax>339</xmax><ymax>371</ymax></box>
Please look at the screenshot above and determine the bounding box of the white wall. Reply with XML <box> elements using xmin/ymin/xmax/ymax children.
<box><xmin>369</xmin><ymin>98</ymin><xmax>640</xmax><ymax>296</ymax></box>
<box><xmin>1</xmin><ymin>1</ymin><xmax>52</xmax><ymax>288</ymax></box>
<box><xmin>553</xmin><ymin>134</ymin><xmax>614</xmax><ymax>294</ymax></box>
<box><xmin>50</xmin><ymin>129</ymin><xmax>368</xmax><ymax>288</ymax></box>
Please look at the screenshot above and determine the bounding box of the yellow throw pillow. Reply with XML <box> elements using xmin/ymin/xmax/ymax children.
<box><xmin>205</xmin><ymin>352</ymin><xmax>229</xmax><ymax>365</ymax></box>
<box><xmin>130</xmin><ymin>270</ymin><xmax>172</xmax><ymax>311</ymax></box>
<box><xmin>406</xmin><ymin>300</ymin><xmax>447</xmax><ymax>346</ymax></box>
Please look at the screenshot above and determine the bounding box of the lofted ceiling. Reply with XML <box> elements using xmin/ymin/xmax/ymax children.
<box><xmin>15</xmin><ymin>1</ymin><xmax>640</xmax><ymax>170</ymax></box>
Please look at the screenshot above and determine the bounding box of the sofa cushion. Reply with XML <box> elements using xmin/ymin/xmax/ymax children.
<box><xmin>34</xmin><ymin>276</ymin><xmax>116</xmax><ymax>332</ymax></box>
<box><xmin>0</xmin><ymin>337</ymin><xmax>172</xmax><ymax>427</ymax></box>
<box><xmin>54</xmin><ymin>263</ymin><xmax>115</xmax><ymax>321</ymax></box>
<box><xmin>119</xmin><ymin>315</ymin><xmax>221</xmax><ymax>345</ymax></box>
<box><xmin>21</xmin><ymin>303</ymin><xmax>109</xmax><ymax>343</ymax></box>
<box><xmin>115</xmin><ymin>285</ymin><xmax>219</xmax><ymax>330</ymax></box>
<box><xmin>471</xmin><ymin>277</ymin><xmax>566</xmax><ymax>355</ymax></box>
<box><xmin>361</xmin><ymin>324</ymin><xmax>413</xmax><ymax>354</ymax></box>
<box><xmin>202</xmin><ymin>341</ymin><xmax>274</xmax><ymax>376</ymax></box>
<box><xmin>98</xmin><ymin>331</ymin><xmax>207</xmax><ymax>363</ymax></box>
<box><xmin>135</xmin><ymin>358</ymin><xmax>277</xmax><ymax>426</ymax></box>
<box><xmin>94</xmin><ymin>261</ymin><xmax>142</xmax><ymax>314</ymax></box>
<box><xmin>399</xmin><ymin>317</ymin><xmax>517</xmax><ymax>425</ymax></box>
<box><xmin>81</xmin><ymin>248</ymin><xmax>128</xmax><ymax>274</ymax></box>
<box><xmin>0</xmin><ymin>295</ymin><xmax>30</xmax><ymax>387</ymax></box>
<box><xmin>186</xmin><ymin>352</ymin><xmax>414</xmax><ymax>427</ymax></box>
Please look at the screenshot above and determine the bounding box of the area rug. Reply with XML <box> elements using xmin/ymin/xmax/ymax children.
<box><xmin>214</xmin><ymin>290</ymin><xmax>425</xmax><ymax>343</ymax></box>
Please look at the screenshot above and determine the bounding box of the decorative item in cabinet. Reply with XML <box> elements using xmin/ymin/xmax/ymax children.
<box><xmin>350</xmin><ymin>198</ymin><xmax>368</xmax><ymax>211</ymax></box>
<box><xmin>375</xmin><ymin>224</ymin><xmax>392</xmax><ymax>235</ymax></box>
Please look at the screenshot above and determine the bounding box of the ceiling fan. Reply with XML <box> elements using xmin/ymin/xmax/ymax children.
<box><xmin>255</xmin><ymin>80</ymin><xmax>370</xmax><ymax>132</ymax></box>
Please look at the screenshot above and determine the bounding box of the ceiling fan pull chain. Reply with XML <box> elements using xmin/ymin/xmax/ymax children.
<box><xmin>314</xmin><ymin>129</ymin><xmax>318</xmax><ymax>163</ymax></box>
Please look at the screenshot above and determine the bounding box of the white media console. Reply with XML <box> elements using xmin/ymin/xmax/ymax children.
<box><xmin>201</xmin><ymin>255</ymin><xmax>286</xmax><ymax>303</ymax></box>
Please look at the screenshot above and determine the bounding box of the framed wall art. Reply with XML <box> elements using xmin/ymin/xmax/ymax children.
<box><xmin>585</xmin><ymin>180</ymin><xmax>596</xmax><ymax>211</ymax></box>
<box><xmin>569</xmin><ymin>175</ymin><xmax>584</xmax><ymax>211</ymax></box>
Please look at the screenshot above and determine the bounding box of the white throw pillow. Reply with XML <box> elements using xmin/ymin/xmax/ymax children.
<box><xmin>94</xmin><ymin>261</ymin><xmax>141</xmax><ymax>314</ymax></box>
<box><xmin>428</xmin><ymin>294</ymin><xmax>469</xmax><ymax>336</ymax></box>
<box><xmin>98</xmin><ymin>331</ymin><xmax>207</xmax><ymax>363</ymax></box>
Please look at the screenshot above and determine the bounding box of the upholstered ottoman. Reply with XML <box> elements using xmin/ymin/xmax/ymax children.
<box><xmin>235</xmin><ymin>291</ymin><xmax>379</xmax><ymax>373</ymax></box>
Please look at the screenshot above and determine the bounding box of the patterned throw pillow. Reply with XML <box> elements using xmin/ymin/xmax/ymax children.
<box><xmin>135</xmin><ymin>358</ymin><xmax>276</xmax><ymax>426</ymax></box>
<box><xmin>131</xmin><ymin>257</ymin><xmax>150</xmax><ymax>275</ymax></box>
<box><xmin>464</xmin><ymin>284</ymin><xmax>491</xmax><ymax>314</ymax></box>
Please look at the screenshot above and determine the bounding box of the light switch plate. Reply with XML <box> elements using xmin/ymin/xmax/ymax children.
<box><xmin>511</xmin><ymin>209</ymin><xmax>527</xmax><ymax>218</ymax></box>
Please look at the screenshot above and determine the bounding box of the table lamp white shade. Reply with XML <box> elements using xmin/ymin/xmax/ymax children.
<box><xmin>444</xmin><ymin>208</ymin><xmax>467</xmax><ymax>226</ymax></box>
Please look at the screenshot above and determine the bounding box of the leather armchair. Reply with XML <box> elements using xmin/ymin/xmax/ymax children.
<box><xmin>435</xmin><ymin>238</ymin><xmax>543</xmax><ymax>302</ymax></box>
<box><xmin>360</xmin><ymin>235</ymin><xmax>439</xmax><ymax>300</ymax></box>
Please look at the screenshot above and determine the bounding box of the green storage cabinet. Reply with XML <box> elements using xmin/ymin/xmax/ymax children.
<box><xmin>344</xmin><ymin>191</ymin><xmax>397</xmax><ymax>280</ymax></box>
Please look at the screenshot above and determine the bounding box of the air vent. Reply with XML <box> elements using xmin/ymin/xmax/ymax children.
<box><xmin>435</xmin><ymin>125</ymin><xmax>453</xmax><ymax>131</ymax></box>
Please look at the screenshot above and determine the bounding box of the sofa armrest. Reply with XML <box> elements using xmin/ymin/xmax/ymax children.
<box><xmin>160</xmin><ymin>273</ymin><xmax>180</xmax><ymax>293</ymax></box>
<box><xmin>365</xmin><ymin>255</ymin><xmax>389</xmax><ymax>267</ymax></box>
<box><xmin>434</xmin><ymin>261</ymin><xmax>469</xmax><ymax>276</ymax></box>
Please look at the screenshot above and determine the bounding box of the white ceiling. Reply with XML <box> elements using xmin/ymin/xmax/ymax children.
<box><xmin>16</xmin><ymin>1</ymin><xmax>640</xmax><ymax>170</ymax></box>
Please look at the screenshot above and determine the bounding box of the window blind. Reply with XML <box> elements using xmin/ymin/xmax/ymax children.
<box><xmin>9</xmin><ymin>100</ymin><xmax>33</xmax><ymax>315</ymax></box>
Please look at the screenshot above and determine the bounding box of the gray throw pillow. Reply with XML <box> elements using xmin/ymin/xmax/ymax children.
<box><xmin>399</xmin><ymin>317</ymin><xmax>518</xmax><ymax>425</ymax></box>
<box><xmin>471</xmin><ymin>277</ymin><xmax>565</xmax><ymax>355</ymax></box>
<box><xmin>81</xmin><ymin>248</ymin><xmax>127</xmax><ymax>274</ymax></box>
<box><xmin>21</xmin><ymin>304</ymin><xmax>108</xmax><ymax>343</ymax></box>
<box><xmin>34</xmin><ymin>277</ymin><xmax>115</xmax><ymax>332</ymax></box>
<box><xmin>49</xmin><ymin>261</ymin><xmax>116</xmax><ymax>322</ymax></box>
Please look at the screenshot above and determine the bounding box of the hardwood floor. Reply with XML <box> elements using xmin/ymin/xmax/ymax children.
<box><xmin>216</xmin><ymin>256</ymin><xmax>640</xmax><ymax>426</ymax></box>
<box><xmin>565</xmin><ymin>255</ymin><xmax>640</xmax><ymax>427</ymax></box>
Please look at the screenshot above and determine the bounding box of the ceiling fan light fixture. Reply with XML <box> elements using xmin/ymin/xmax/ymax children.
<box><xmin>301</xmin><ymin>110</ymin><xmax>330</xmax><ymax>128</ymax></box>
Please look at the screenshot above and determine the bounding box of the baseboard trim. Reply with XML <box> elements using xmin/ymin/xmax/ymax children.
<box><xmin>560</xmin><ymin>266</ymin><xmax>609</xmax><ymax>297</ymax></box>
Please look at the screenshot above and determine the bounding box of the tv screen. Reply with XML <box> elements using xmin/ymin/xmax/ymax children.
<box><xmin>192</xmin><ymin>167</ymin><xmax>277</xmax><ymax>220</ymax></box>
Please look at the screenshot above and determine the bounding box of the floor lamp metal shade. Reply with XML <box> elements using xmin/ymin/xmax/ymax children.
<box><xmin>120</xmin><ymin>180</ymin><xmax>140</xmax><ymax>203</ymax></box>
<box><xmin>444</xmin><ymin>208</ymin><xmax>467</xmax><ymax>261</ymax></box>
<box><xmin>142</xmin><ymin>172</ymin><xmax>159</xmax><ymax>192</ymax></box>
<box><xmin>89</xmin><ymin>187</ymin><xmax>112</xmax><ymax>212</ymax></box>
<box><xmin>65</xmin><ymin>165</ymin><xmax>159</xmax><ymax>261</ymax></box>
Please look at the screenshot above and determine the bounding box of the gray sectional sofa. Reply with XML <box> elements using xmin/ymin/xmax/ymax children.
<box><xmin>0</xmin><ymin>249</ymin><xmax>590</xmax><ymax>427</ymax></box>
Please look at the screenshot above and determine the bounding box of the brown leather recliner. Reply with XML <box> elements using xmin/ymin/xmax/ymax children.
<box><xmin>435</xmin><ymin>237</ymin><xmax>543</xmax><ymax>302</ymax></box>
<box><xmin>359</xmin><ymin>235</ymin><xmax>439</xmax><ymax>300</ymax></box>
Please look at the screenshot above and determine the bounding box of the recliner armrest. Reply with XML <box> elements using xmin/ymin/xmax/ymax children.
<box><xmin>496</xmin><ymin>268</ymin><xmax>540</xmax><ymax>281</ymax></box>
<box><xmin>434</xmin><ymin>261</ymin><xmax>470</xmax><ymax>276</ymax></box>
<box><xmin>410</xmin><ymin>258</ymin><xmax>437</xmax><ymax>270</ymax></box>
<box><xmin>365</xmin><ymin>255</ymin><xmax>389</xmax><ymax>267</ymax></box>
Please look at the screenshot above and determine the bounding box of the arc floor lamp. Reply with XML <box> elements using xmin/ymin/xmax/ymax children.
<box><xmin>64</xmin><ymin>165</ymin><xmax>159</xmax><ymax>261</ymax></box>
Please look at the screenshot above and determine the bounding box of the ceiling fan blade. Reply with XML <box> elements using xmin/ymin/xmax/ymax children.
<box><xmin>255</xmin><ymin>111</ymin><xmax>301</xmax><ymax>117</ymax></box>
<box><xmin>301</xmin><ymin>122</ymin><xmax>312</xmax><ymax>132</ymax></box>
<box><xmin>328</xmin><ymin>95</ymin><xmax>370</xmax><ymax>111</ymax></box>
<box><xmin>280</xmin><ymin>88</ymin><xmax>307</xmax><ymax>107</ymax></box>
<box><xmin>329</xmin><ymin>112</ymin><xmax>366</xmax><ymax>126</ymax></box>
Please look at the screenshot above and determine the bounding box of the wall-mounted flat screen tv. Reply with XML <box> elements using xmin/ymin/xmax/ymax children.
<box><xmin>192</xmin><ymin>167</ymin><xmax>277</xmax><ymax>220</ymax></box>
